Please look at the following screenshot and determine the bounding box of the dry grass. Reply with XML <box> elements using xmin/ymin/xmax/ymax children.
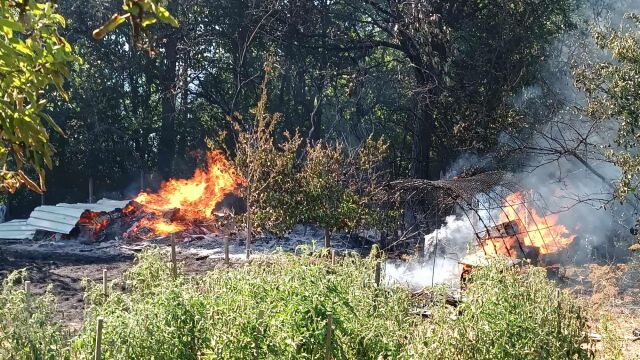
<box><xmin>565</xmin><ymin>263</ymin><xmax>640</xmax><ymax>359</ymax></box>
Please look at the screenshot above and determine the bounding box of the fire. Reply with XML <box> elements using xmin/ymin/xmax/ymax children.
<box><xmin>482</xmin><ymin>192</ymin><xmax>576</xmax><ymax>257</ymax></box>
<box><xmin>132</xmin><ymin>151</ymin><xmax>244</xmax><ymax>236</ymax></box>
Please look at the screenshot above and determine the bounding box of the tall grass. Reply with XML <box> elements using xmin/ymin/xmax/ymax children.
<box><xmin>0</xmin><ymin>250</ymin><xmax>592</xmax><ymax>359</ymax></box>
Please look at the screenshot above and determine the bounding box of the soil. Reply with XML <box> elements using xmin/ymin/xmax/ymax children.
<box><xmin>0</xmin><ymin>241</ymin><xmax>230</xmax><ymax>328</ymax></box>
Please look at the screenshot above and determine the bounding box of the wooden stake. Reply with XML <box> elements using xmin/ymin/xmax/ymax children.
<box><xmin>324</xmin><ymin>313</ymin><xmax>333</xmax><ymax>360</ymax></box>
<box><xmin>102</xmin><ymin>269</ymin><xmax>108</xmax><ymax>296</ymax></box>
<box><xmin>224</xmin><ymin>236</ymin><xmax>230</xmax><ymax>266</ymax></box>
<box><xmin>331</xmin><ymin>249</ymin><xmax>336</xmax><ymax>266</ymax></box>
<box><xmin>94</xmin><ymin>317</ymin><xmax>104</xmax><ymax>360</ymax></box>
<box><xmin>24</xmin><ymin>281</ymin><xmax>31</xmax><ymax>294</ymax></box>
<box><xmin>170</xmin><ymin>233</ymin><xmax>177</xmax><ymax>279</ymax></box>
<box><xmin>374</xmin><ymin>262</ymin><xmax>381</xmax><ymax>287</ymax></box>
<box><xmin>246</xmin><ymin>202</ymin><xmax>252</xmax><ymax>260</ymax></box>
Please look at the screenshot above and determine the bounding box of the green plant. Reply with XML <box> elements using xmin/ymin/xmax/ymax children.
<box><xmin>0</xmin><ymin>270</ymin><xmax>70</xmax><ymax>359</ymax></box>
<box><xmin>406</xmin><ymin>260</ymin><xmax>591</xmax><ymax>360</ymax></box>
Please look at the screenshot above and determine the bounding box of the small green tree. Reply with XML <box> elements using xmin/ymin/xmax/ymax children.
<box><xmin>232</xmin><ymin>61</ymin><xmax>303</xmax><ymax>257</ymax></box>
<box><xmin>298</xmin><ymin>138</ymin><xmax>390</xmax><ymax>248</ymax></box>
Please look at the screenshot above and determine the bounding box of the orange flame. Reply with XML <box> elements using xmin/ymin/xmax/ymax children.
<box><xmin>482</xmin><ymin>192</ymin><xmax>576</xmax><ymax>257</ymax></box>
<box><xmin>133</xmin><ymin>151</ymin><xmax>244</xmax><ymax>236</ymax></box>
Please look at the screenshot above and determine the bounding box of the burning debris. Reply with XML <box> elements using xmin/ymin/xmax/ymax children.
<box><xmin>460</xmin><ymin>191</ymin><xmax>577</xmax><ymax>278</ymax></box>
<box><xmin>122</xmin><ymin>150</ymin><xmax>244</xmax><ymax>241</ymax></box>
<box><xmin>0</xmin><ymin>151</ymin><xmax>245</xmax><ymax>243</ymax></box>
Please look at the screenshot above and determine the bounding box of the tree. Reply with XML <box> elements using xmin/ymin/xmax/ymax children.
<box><xmin>574</xmin><ymin>12</ymin><xmax>640</xmax><ymax>199</ymax></box>
<box><xmin>0</xmin><ymin>0</ymin><xmax>80</xmax><ymax>193</ymax></box>
<box><xmin>0</xmin><ymin>0</ymin><xmax>178</xmax><ymax>196</ymax></box>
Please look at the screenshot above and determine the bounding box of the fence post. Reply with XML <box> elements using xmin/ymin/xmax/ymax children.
<box><xmin>331</xmin><ymin>249</ymin><xmax>336</xmax><ymax>266</ymax></box>
<box><xmin>24</xmin><ymin>280</ymin><xmax>31</xmax><ymax>294</ymax></box>
<box><xmin>170</xmin><ymin>233</ymin><xmax>177</xmax><ymax>279</ymax></box>
<box><xmin>324</xmin><ymin>313</ymin><xmax>333</xmax><ymax>360</ymax></box>
<box><xmin>94</xmin><ymin>317</ymin><xmax>104</xmax><ymax>360</ymax></box>
<box><xmin>102</xmin><ymin>269</ymin><xmax>108</xmax><ymax>296</ymax></box>
<box><xmin>374</xmin><ymin>262</ymin><xmax>381</xmax><ymax>287</ymax></box>
<box><xmin>224</xmin><ymin>236</ymin><xmax>230</xmax><ymax>266</ymax></box>
<box><xmin>89</xmin><ymin>177</ymin><xmax>94</xmax><ymax>204</ymax></box>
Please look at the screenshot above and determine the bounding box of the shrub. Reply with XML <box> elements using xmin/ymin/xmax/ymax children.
<box><xmin>406</xmin><ymin>260</ymin><xmax>591</xmax><ymax>360</ymax></box>
<box><xmin>72</xmin><ymin>248</ymin><xmax>415</xmax><ymax>359</ymax></box>
<box><xmin>0</xmin><ymin>270</ymin><xmax>70</xmax><ymax>359</ymax></box>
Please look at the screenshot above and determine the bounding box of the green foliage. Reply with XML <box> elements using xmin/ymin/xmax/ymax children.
<box><xmin>92</xmin><ymin>0</ymin><xmax>179</xmax><ymax>53</ymax></box>
<box><xmin>0</xmin><ymin>251</ymin><xmax>591</xmax><ymax>359</ymax></box>
<box><xmin>73</xmin><ymin>249</ymin><xmax>416</xmax><ymax>359</ymax></box>
<box><xmin>574</xmin><ymin>13</ymin><xmax>640</xmax><ymax>199</ymax></box>
<box><xmin>0</xmin><ymin>0</ymin><xmax>80</xmax><ymax>193</ymax></box>
<box><xmin>407</xmin><ymin>261</ymin><xmax>590</xmax><ymax>360</ymax></box>
<box><xmin>0</xmin><ymin>270</ymin><xmax>69</xmax><ymax>359</ymax></box>
<box><xmin>298</xmin><ymin>137</ymin><xmax>391</xmax><ymax>234</ymax></box>
<box><xmin>234</xmin><ymin>64</ymin><xmax>391</xmax><ymax>236</ymax></box>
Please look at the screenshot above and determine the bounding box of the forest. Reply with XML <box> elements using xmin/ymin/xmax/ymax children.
<box><xmin>3</xmin><ymin>0</ymin><xmax>640</xmax><ymax>359</ymax></box>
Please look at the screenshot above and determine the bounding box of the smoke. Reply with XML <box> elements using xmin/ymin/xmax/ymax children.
<box><xmin>388</xmin><ymin>1</ymin><xmax>640</xmax><ymax>288</ymax></box>
<box><xmin>512</xmin><ymin>0</ymin><xmax>640</xmax><ymax>256</ymax></box>
<box><xmin>386</xmin><ymin>215</ymin><xmax>476</xmax><ymax>288</ymax></box>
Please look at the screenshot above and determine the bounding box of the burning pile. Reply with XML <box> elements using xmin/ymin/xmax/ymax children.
<box><xmin>479</xmin><ymin>192</ymin><xmax>576</xmax><ymax>258</ymax></box>
<box><xmin>124</xmin><ymin>151</ymin><xmax>244</xmax><ymax>240</ymax></box>
<box><xmin>461</xmin><ymin>192</ymin><xmax>577</xmax><ymax>277</ymax></box>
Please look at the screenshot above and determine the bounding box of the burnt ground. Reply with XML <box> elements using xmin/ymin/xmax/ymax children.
<box><xmin>0</xmin><ymin>243</ymin><xmax>232</xmax><ymax>328</ymax></box>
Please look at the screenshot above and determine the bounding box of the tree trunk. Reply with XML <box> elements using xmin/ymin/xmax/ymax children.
<box><xmin>157</xmin><ymin>32</ymin><xmax>179</xmax><ymax>180</ymax></box>
<box><xmin>411</xmin><ymin>102</ymin><xmax>435</xmax><ymax>180</ymax></box>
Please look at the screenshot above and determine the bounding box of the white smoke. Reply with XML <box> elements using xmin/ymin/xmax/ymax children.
<box><xmin>386</xmin><ymin>215</ymin><xmax>476</xmax><ymax>288</ymax></box>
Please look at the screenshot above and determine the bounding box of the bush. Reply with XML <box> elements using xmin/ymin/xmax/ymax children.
<box><xmin>0</xmin><ymin>270</ymin><xmax>69</xmax><ymax>359</ymax></box>
<box><xmin>406</xmin><ymin>260</ymin><xmax>591</xmax><ymax>360</ymax></box>
<box><xmin>0</xmin><ymin>252</ymin><xmax>592</xmax><ymax>359</ymax></box>
<box><xmin>72</xmin><ymin>248</ymin><xmax>415</xmax><ymax>359</ymax></box>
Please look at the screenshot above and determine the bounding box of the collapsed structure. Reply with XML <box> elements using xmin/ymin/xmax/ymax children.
<box><xmin>0</xmin><ymin>198</ymin><xmax>134</xmax><ymax>241</ymax></box>
<box><xmin>388</xmin><ymin>172</ymin><xmax>576</xmax><ymax>273</ymax></box>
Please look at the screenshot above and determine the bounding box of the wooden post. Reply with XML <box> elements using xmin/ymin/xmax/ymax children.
<box><xmin>324</xmin><ymin>313</ymin><xmax>333</xmax><ymax>360</ymax></box>
<box><xmin>324</xmin><ymin>228</ymin><xmax>331</xmax><ymax>249</ymax></box>
<box><xmin>374</xmin><ymin>262</ymin><xmax>381</xmax><ymax>287</ymax></box>
<box><xmin>89</xmin><ymin>177</ymin><xmax>94</xmax><ymax>204</ymax></box>
<box><xmin>102</xmin><ymin>269</ymin><xmax>108</xmax><ymax>296</ymax></box>
<box><xmin>246</xmin><ymin>201</ymin><xmax>252</xmax><ymax>260</ymax></box>
<box><xmin>331</xmin><ymin>249</ymin><xmax>336</xmax><ymax>266</ymax></box>
<box><xmin>170</xmin><ymin>233</ymin><xmax>177</xmax><ymax>279</ymax></box>
<box><xmin>224</xmin><ymin>236</ymin><xmax>230</xmax><ymax>265</ymax></box>
<box><xmin>94</xmin><ymin>317</ymin><xmax>104</xmax><ymax>360</ymax></box>
<box><xmin>24</xmin><ymin>281</ymin><xmax>31</xmax><ymax>294</ymax></box>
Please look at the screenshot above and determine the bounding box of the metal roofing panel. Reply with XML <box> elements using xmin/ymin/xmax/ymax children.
<box><xmin>56</xmin><ymin>203</ymin><xmax>121</xmax><ymax>213</ymax></box>
<box><xmin>96</xmin><ymin>198</ymin><xmax>132</xmax><ymax>209</ymax></box>
<box><xmin>25</xmin><ymin>199</ymin><xmax>134</xmax><ymax>235</ymax></box>
<box><xmin>0</xmin><ymin>220</ymin><xmax>36</xmax><ymax>240</ymax></box>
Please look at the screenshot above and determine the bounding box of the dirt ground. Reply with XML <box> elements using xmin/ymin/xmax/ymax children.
<box><xmin>0</xmin><ymin>244</ymin><xmax>230</xmax><ymax>329</ymax></box>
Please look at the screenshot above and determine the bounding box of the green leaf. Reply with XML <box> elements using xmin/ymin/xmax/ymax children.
<box><xmin>0</xmin><ymin>19</ymin><xmax>24</xmax><ymax>33</ymax></box>
<box><xmin>156</xmin><ymin>6</ymin><xmax>179</xmax><ymax>28</ymax></box>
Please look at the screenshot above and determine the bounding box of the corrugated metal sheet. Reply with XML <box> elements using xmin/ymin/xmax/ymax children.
<box><xmin>27</xmin><ymin>205</ymin><xmax>88</xmax><ymax>234</ymax></box>
<box><xmin>0</xmin><ymin>220</ymin><xmax>37</xmax><ymax>240</ymax></box>
<box><xmin>96</xmin><ymin>198</ymin><xmax>133</xmax><ymax>209</ymax></box>
<box><xmin>26</xmin><ymin>199</ymin><xmax>133</xmax><ymax>235</ymax></box>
